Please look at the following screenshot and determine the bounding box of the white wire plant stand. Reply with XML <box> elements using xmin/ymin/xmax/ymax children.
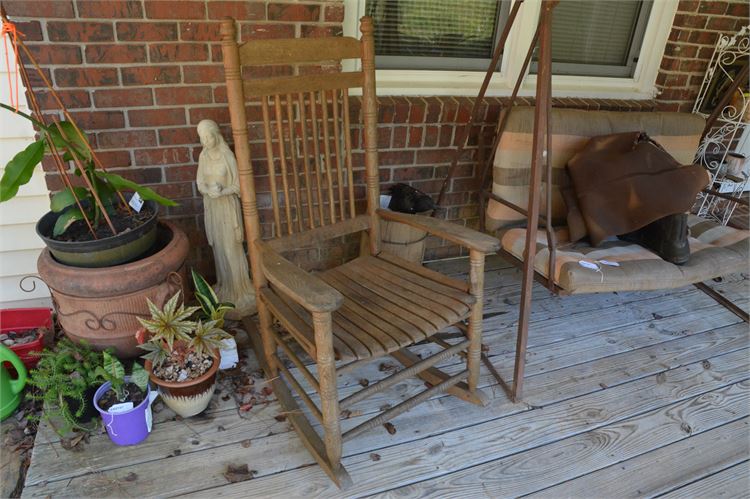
<box><xmin>692</xmin><ymin>25</ymin><xmax>749</xmax><ymax>225</ymax></box>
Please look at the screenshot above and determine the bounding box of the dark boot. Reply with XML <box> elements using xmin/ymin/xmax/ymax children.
<box><xmin>618</xmin><ymin>213</ymin><xmax>690</xmax><ymax>265</ymax></box>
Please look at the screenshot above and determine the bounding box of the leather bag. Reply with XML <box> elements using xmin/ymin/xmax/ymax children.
<box><xmin>566</xmin><ymin>132</ymin><xmax>708</xmax><ymax>246</ymax></box>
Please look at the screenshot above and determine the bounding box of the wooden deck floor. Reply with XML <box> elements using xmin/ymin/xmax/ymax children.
<box><xmin>22</xmin><ymin>255</ymin><xmax>750</xmax><ymax>498</ymax></box>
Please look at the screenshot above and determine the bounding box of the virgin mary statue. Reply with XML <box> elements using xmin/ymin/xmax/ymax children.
<box><xmin>196</xmin><ymin>119</ymin><xmax>255</xmax><ymax>318</ymax></box>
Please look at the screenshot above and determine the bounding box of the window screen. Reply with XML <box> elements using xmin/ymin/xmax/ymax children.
<box><xmin>365</xmin><ymin>0</ymin><xmax>510</xmax><ymax>71</ymax></box>
<box><xmin>532</xmin><ymin>0</ymin><xmax>653</xmax><ymax>77</ymax></box>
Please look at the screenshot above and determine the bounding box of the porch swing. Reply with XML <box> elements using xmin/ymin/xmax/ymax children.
<box><xmin>438</xmin><ymin>0</ymin><xmax>750</xmax><ymax>402</ymax></box>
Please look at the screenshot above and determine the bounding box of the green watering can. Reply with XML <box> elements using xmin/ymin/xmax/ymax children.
<box><xmin>0</xmin><ymin>344</ymin><xmax>27</xmax><ymax>421</ymax></box>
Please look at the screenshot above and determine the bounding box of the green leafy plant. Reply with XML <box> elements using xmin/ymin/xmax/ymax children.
<box><xmin>191</xmin><ymin>270</ymin><xmax>235</xmax><ymax>328</ymax></box>
<box><xmin>0</xmin><ymin>105</ymin><xmax>177</xmax><ymax>237</ymax></box>
<box><xmin>27</xmin><ymin>339</ymin><xmax>105</xmax><ymax>436</ymax></box>
<box><xmin>94</xmin><ymin>352</ymin><xmax>149</xmax><ymax>403</ymax></box>
<box><xmin>136</xmin><ymin>289</ymin><xmax>232</xmax><ymax>372</ymax></box>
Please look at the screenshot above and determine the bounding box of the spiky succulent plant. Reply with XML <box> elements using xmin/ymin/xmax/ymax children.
<box><xmin>137</xmin><ymin>291</ymin><xmax>199</xmax><ymax>351</ymax></box>
<box><xmin>190</xmin><ymin>319</ymin><xmax>232</xmax><ymax>359</ymax></box>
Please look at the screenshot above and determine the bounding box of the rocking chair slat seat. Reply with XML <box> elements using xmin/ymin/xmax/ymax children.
<box><xmin>317</xmin><ymin>254</ymin><xmax>475</xmax><ymax>362</ymax></box>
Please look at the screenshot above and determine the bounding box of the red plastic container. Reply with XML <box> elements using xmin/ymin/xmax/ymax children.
<box><xmin>0</xmin><ymin>308</ymin><xmax>52</xmax><ymax>369</ymax></box>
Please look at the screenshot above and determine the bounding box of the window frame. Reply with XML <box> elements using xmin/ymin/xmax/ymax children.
<box><xmin>342</xmin><ymin>0</ymin><xmax>678</xmax><ymax>99</ymax></box>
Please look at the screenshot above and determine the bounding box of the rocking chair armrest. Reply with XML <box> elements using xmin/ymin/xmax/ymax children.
<box><xmin>377</xmin><ymin>209</ymin><xmax>500</xmax><ymax>254</ymax></box>
<box><xmin>256</xmin><ymin>241</ymin><xmax>344</xmax><ymax>313</ymax></box>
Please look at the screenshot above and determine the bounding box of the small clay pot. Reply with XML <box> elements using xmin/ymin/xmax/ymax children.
<box><xmin>145</xmin><ymin>352</ymin><xmax>220</xmax><ymax>418</ymax></box>
<box><xmin>37</xmin><ymin>221</ymin><xmax>189</xmax><ymax>358</ymax></box>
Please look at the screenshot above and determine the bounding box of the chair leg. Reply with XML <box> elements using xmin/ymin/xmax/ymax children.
<box><xmin>312</xmin><ymin>311</ymin><xmax>343</xmax><ymax>472</ymax></box>
<box><xmin>256</xmin><ymin>297</ymin><xmax>279</xmax><ymax>377</ymax></box>
<box><xmin>467</xmin><ymin>249</ymin><xmax>485</xmax><ymax>392</ymax></box>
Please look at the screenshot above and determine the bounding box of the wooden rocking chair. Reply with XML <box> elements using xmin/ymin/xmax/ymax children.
<box><xmin>220</xmin><ymin>16</ymin><xmax>499</xmax><ymax>487</ymax></box>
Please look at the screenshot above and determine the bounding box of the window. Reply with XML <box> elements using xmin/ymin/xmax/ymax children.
<box><xmin>531</xmin><ymin>0</ymin><xmax>653</xmax><ymax>78</ymax></box>
<box><xmin>344</xmin><ymin>0</ymin><xmax>677</xmax><ymax>98</ymax></box>
<box><xmin>365</xmin><ymin>0</ymin><xmax>511</xmax><ymax>71</ymax></box>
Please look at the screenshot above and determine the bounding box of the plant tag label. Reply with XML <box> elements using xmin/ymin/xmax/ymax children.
<box><xmin>145</xmin><ymin>406</ymin><xmax>153</xmax><ymax>432</ymax></box>
<box><xmin>219</xmin><ymin>337</ymin><xmax>239</xmax><ymax>370</ymax></box>
<box><xmin>598</xmin><ymin>260</ymin><xmax>620</xmax><ymax>267</ymax></box>
<box><xmin>108</xmin><ymin>402</ymin><xmax>134</xmax><ymax>414</ymax></box>
<box><xmin>129</xmin><ymin>192</ymin><xmax>144</xmax><ymax>213</ymax></box>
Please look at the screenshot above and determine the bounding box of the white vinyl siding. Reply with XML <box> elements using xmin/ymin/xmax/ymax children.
<box><xmin>0</xmin><ymin>44</ymin><xmax>51</xmax><ymax>307</ymax></box>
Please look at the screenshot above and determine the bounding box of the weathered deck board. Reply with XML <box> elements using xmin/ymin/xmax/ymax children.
<box><xmin>660</xmin><ymin>460</ymin><xmax>750</xmax><ymax>499</ymax></box>
<box><xmin>530</xmin><ymin>419</ymin><xmax>750</xmax><ymax>498</ymax></box>
<box><xmin>20</xmin><ymin>255</ymin><xmax>749</xmax><ymax>498</ymax></box>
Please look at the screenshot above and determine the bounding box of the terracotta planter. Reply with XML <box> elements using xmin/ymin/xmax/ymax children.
<box><xmin>37</xmin><ymin>221</ymin><xmax>189</xmax><ymax>358</ymax></box>
<box><xmin>145</xmin><ymin>353</ymin><xmax>219</xmax><ymax>418</ymax></box>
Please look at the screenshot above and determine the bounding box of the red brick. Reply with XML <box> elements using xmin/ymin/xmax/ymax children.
<box><xmin>55</xmin><ymin>67</ymin><xmax>118</xmax><ymax>87</ymax></box>
<box><xmin>35</xmin><ymin>89</ymin><xmax>91</xmax><ymax>110</ymax></box>
<box><xmin>69</xmin><ymin>111</ymin><xmax>125</xmax><ymax>130</ymax></box>
<box><xmin>77</xmin><ymin>0</ymin><xmax>143</xmax><ymax>18</ymax></box>
<box><xmin>150</xmin><ymin>43</ymin><xmax>209</xmax><ymax>62</ymax></box>
<box><xmin>408</xmin><ymin>126</ymin><xmax>423</xmax><ymax>148</ymax></box>
<box><xmin>207</xmin><ymin>1</ymin><xmax>265</xmax><ymax>20</ymax></box>
<box><xmin>241</xmin><ymin>23</ymin><xmax>295</xmax><ymax>40</ymax></box>
<box><xmin>150</xmin><ymin>181</ymin><xmax>194</xmax><ymax>199</ymax></box>
<box><xmin>23</xmin><ymin>45</ymin><xmax>81</xmax><ymax>65</ymax></box>
<box><xmin>164</xmin><ymin>165</ymin><xmax>198</xmax><ymax>182</ymax></box>
<box><xmin>183</xmin><ymin>65</ymin><xmax>225</xmax><ymax>84</ymax></box>
<box><xmin>3</xmin><ymin>0</ymin><xmax>74</xmax><ymax>18</ymax></box>
<box><xmin>677</xmin><ymin>0</ymin><xmax>700</xmax><ymax>12</ymax></box>
<box><xmin>86</xmin><ymin>44</ymin><xmax>147</xmax><ymax>64</ymax></box>
<box><xmin>14</xmin><ymin>21</ymin><xmax>44</xmax><ymax>41</ymax></box>
<box><xmin>129</xmin><ymin>108</ymin><xmax>186</xmax><ymax>127</ymax></box>
<box><xmin>660</xmin><ymin>57</ymin><xmax>680</xmax><ymax>71</ymax></box>
<box><xmin>144</xmin><ymin>1</ymin><xmax>206</xmax><ymax>19</ymax></box>
<box><xmin>391</xmin><ymin>126</ymin><xmax>407</xmax><ymax>148</ymax></box>
<box><xmin>324</xmin><ymin>4</ymin><xmax>345</xmax><ymax>22</ymax></box>
<box><xmin>706</xmin><ymin>16</ymin><xmax>737</xmax><ymax>31</ymax></box>
<box><xmin>673</xmin><ymin>13</ymin><xmax>708</xmax><ymax>29</ymax></box>
<box><xmin>663</xmin><ymin>43</ymin><xmax>697</xmax><ymax>58</ymax></box>
<box><xmin>159</xmin><ymin>127</ymin><xmax>198</xmax><ymax>145</ymax></box>
<box><xmin>416</xmin><ymin>149</ymin><xmax>456</xmax><ymax>165</ymax></box>
<box><xmin>154</xmin><ymin>86</ymin><xmax>212</xmax><ymax>105</ymax></box>
<box><xmin>94</xmin><ymin>88</ymin><xmax>153</xmax><ymax>108</ymax></box>
<box><xmin>423</xmin><ymin>97</ymin><xmax>442</xmax><ymax>123</ymax></box>
<box><xmin>95</xmin><ymin>150</ymin><xmax>132</xmax><ymax>169</ymax></box>
<box><xmin>679</xmin><ymin>59</ymin><xmax>707</xmax><ymax>72</ymax></box>
<box><xmin>213</xmin><ymin>86</ymin><xmax>227</xmax><ymax>103</ymax></box>
<box><xmin>423</xmin><ymin>125</ymin><xmax>439</xmax><ymax>147</ymax></box>
<box><xmin>393</xmin><ymin>166</ymin><xmax>435</xmax><ymax>181</ymax></box>
<box><xmin>98</xmin><ymin>129</ymin><xmax>156</xmax><ymax>149</ymax></box>
<box><xmin>409</xmin><ymin>100</ymin><xmax>426</xmax><ymax>124</ymax></box>
<box><xmin>180</xmin><ymin>22</ymin><xmax>221</xmax><ymax>41</ymax></box>
<box><xmin>727</xmin><ymin>2</ymin><xmax>749</xmax><ymax>17</ymax></box>
<box><xmin>188</xmin><ymin>107</ymin><xmax>230</xmax><ymax>124</ymax></box>
<box><xmin>134</xmin><ymin>147</ymin><xmax>191</xmax><ymax>166</ymax></box>
<box><xmin>377</xmin><ymin>150</ymin><xmax>415</xmax><ymax>166</ymax></box>
<box><xmin>47</xmin><ymin>21</ymin><xmax>114</xmax><ymax>42</ymax></box>
<box><xmin>121</xmin><ymin>66</ymin><xmax>181</xmax><ymax>85</ymax></box>
<box><xmin>687</xmin><ymin>30</ymin><xmax>720</xmax><ymax>44</ymax></box>
<box><xmin>116</xmin><ymin>22</ymin><xmax>178</xmax><ymax>41</ymax></box>
<box><xmin>301</xmin><ymin>25</ymin><xmax>343</xmax><ymax>38</ymax></box>
<box><xmin>698</xmin><ymin>1</ymin><xmax>728</xmax><ymax>14</ymax></box>
<box><xmin>268</xmin><ymin>3</ymin><xmax>320</xmax><ymax>21</ymax></box>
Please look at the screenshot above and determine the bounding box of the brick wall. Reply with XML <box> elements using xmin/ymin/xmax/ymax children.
<box><xmin>4</xmin><ymin>0</ymin><xmax>748</xmax><ymax>271</ymax></box>
<box><xmin>655</xmin><ymin>0</ymin><xmax>749</xmax><ymax>112</ymax></box>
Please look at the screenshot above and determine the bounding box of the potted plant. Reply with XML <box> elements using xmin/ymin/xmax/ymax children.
<box><xmin>0</xmin><ymin>307</ymin><xmax>52</xmax><ymax>369</ymax></box>
<box><xmin>27</xmin><ymin>339</ymin><xmax>104</xmax><ymax>437</ymax></box>
<box><xmin>0</xmin><ymin>23</ymin><xmax>190</xmax><ymax>358</ymax></box>
<box><xmin>0</xmin><ymin>106</ymin><xmax>176</xmax><ymax>267</ymax></box>
<box><xmin>136</xmin><ymin>288</ymin><xmax>232</xmax><ymax>418</ymax></box>
<box><xmin>92</xmin><ymin>352</ymin><xmax>156</xmax><ymax>446</ymax></box>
